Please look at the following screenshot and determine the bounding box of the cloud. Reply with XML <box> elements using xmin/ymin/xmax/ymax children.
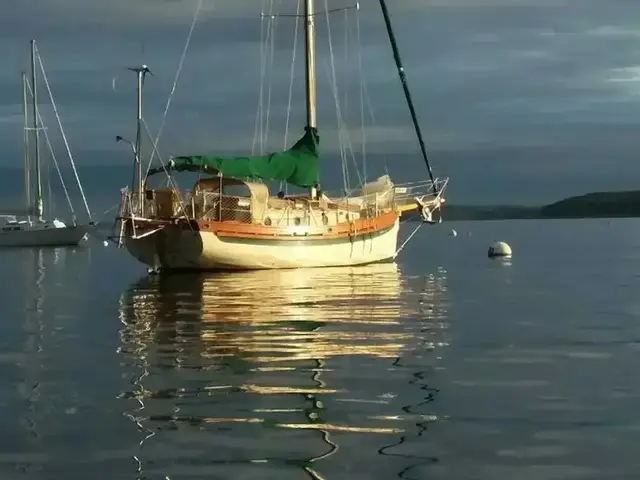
<box><xmin>2</xmin><ymin>0</ymin><xmax>640</xmax><ymax>205</ymax></box>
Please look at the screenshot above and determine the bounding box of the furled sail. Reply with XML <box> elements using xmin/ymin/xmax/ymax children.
<box><xmin>149</xmin><ymin>126</ymin><xmax>319</xmax><ymax>188</ymax></box>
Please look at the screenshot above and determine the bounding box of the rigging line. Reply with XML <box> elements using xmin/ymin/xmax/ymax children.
<box><xmin>394</xmin><ymin>222</ymin><xmax>422</xmax><ymax>259</ymax></box>
<box><xmin>144</xmin><ymin>0</ymin><xmax>202</xmax><ymax>178</ymax></box>
<box><xmin>141</xmin><ymin>120</ymin><xmax>194</xmax><ymax>231</ymax></box>
<box><xmin>263</xmin><ymin>0</ymin><xmax>280</xmax><ymax>152</ymax></box>
<box><xmin>348</xmin><ymin>12</ymin><xmax>382</xmax><ymax>176</ymax></box>
<box><xmin>21</xmin><ymin>74</ymin><xmax>32</xmax><ymax>221</ymax></box>
<box><xmin>46</xmin><ymin>150</ymin><xmax>53</xmax><ymax>218</ymax></box>
<box><xmin>339</xmin><ymin>10</ymin><xmax>365</xmax><ymax>189</ymax></box>
<box><xmin>281</xmin><ymin>0</ymin><xmax>301</xmax><ymax>194</ymax></box>
<box><xmin>24</xmin><ymin>78</ymin><xmax>76</xmax><ymax>221</ymax></box>
<box><xmin>342</xmin><ymin>9</ymin><xmax>349</xmax><ymax>120</ymax></box>
<box><xmin>101</xmin><ymin>203</ymin><xmax>120</xmax><ymax>217</ymax></box>
<box><xmin>252</xmin><ymin>0</ymin><xmax>267</xmax><ymax>155</ymax></box>
<box><xmin>261</xmin><ymin>1</ymin><xmax>275</xmax><ymax>154</ymax></box>
<box><xmin>323</xmin><ymin>65</ymin><xmax>361</xmax><ymax>190</ymax></box>
<box><xmin>378</xmin><ymin>1</ymin><xmax>437</xmax><ymax>187</ymax></box>
<box><xmin>252</xmin><ymin>0</ymin><xmax>274</xmax><ymax>155</ymax></box>
<box><xmin>283</xmin><ymin>0</ymin><xmax>301</xmax><ymax>149</ymax></box>
<box><xmin>355</xmin><ymin>7</ymin><xmax>367</xmax><ymax>184</ymax></box>
<box><xmin>34</xmin><ymin>46</ymin><xmax>91</xmax><ymax>221</ymax></box>
<box><xmin>324</xmin><ymin>0</ymin><xmax>351</xmax><ymax>193</ymax></box>
<box><xmin>324</xmin><ymin>6</ymin><xmax>364</xmax><ymax>190</ymax></box>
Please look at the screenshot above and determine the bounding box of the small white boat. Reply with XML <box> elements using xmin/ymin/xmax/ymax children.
<box><xmin>0</xmin><ymin>217</ymin><xmax>88</xmax><ymax>247</ymax></box>
<box><xmin>0</xmin><ymin>40</ymin><xmax>93</xmax><ymax>248</ymax></box>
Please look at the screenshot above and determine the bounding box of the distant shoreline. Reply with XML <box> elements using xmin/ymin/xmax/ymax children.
<box><xmin>433</xmin><ymin>190</ymin><xmax>640</xmax><ymax>221</ymax></box>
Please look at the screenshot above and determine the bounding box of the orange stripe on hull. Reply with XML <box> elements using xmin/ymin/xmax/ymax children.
<box><xmin>118</xmin><ymin>210</ymin><xmax>399</xmax><ymax>242</ymax></box>
<box><xmin>195</xmin><ymin>210</ymin><xmax>398</xmax><ymax>241</ymax></box>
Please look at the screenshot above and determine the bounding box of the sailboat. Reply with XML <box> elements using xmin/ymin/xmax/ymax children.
<box><xmin>0</xmin><ymin>40</ymin><xmax>93</xmax><ymax>247</ymax></box>
<box><xmin>114</xmin><ymin>1</ymin><xmax>448</xmax><ymax>271</ymax></box>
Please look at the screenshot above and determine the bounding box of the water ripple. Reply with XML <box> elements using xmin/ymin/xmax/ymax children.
<box><xmin>117</xmin><ymin>263</ymin><xmax>450</xmax><ymax>478</ymax></box>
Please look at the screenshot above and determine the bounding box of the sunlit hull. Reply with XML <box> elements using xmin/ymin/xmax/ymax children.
<box><xmin>124</xmin><ymin>219</ymin><xmax>399</xmax><ymax>271</ymax></box>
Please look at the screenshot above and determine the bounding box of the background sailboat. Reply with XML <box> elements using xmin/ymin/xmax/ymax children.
<box><xmin>113</xmin><ymin>1</ymin><xmax>448</xmax><ymax>271</ymax></box>
<box><xmin>0</xmin><ymin>40</ymin><xmax>93</xmax><ymax>248</ymax></box>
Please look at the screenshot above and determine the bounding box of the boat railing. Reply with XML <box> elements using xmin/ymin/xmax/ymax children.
<box><xmin>394</xmin><ymin>177</ymin><xmax>448</xmax><ymax>205</ymax></box>
<box><xmin>192</xmin><ymin>191</ymin><xmax>253</xmax><ymax>224</ymax></box>
<box><xmin>119</xmin><ymin>187</ymin><xmax>192</xmax><ymax>220</ymax></box>
<box><xmin>119</xmin><ymin>189</ymin><xmax>157</xmax><ymax>219</ymax></box>
<box><xmin>333</xmin><ymin>187</ymin><xmax>395</xmax><ymax>213</ymax></box>
<box><xmin>119</xmin><ymin>185</ymin><xmax>404</xmax><ymax>227</ymax></box>
<box><xmin>0</xmin><ymin>215</ymin><xmax>18</xmax><ymax>224</ymax></box>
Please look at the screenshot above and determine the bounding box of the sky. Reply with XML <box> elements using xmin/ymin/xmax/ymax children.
<box><xmin>2</xmin><ymin>0</ymin><xmax>640</xmax><ymax>204</ymax></box>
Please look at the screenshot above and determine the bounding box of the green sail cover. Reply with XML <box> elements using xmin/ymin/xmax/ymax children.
<box><xmin>151</xmin><ymin>126</ymin><xmax>319</xmax><ymax>188</ymax></box>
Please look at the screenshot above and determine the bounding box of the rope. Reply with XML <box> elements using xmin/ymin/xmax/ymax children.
<box><xmin>394</xmin><ymin>222</ymin><xmax>422</xmax><ymax>259</ymax></box>
<box><xmin>340</xmin><ymin>10</ymin><xmax>365</xmax><ymax>190</ymax></box>
<box><xmin>144</xmin><ymin>0</ymin><xmax>202</xmax><ymax>179</ymax></box>
<box><xmin>343</xmin><ymin>10</ymin><xmax>366</xmax><ymax>189</ymax></box>
<box><xmin>263</xmin><ymin>2</ymin><xmax>280</xmax><ymax>153</ymax></box>
<box><xmin>280</xmin><ymin>0</ymin><xmax>301</xmax><ymax>194</ymax></box>
<box><xmin>46</xmin><ymin>149</ymin><xmax>53</xmax><ymax>218</ymax></box>
<box><xmin>102</xmin><ymin>203</ymin><xmax>120</xmax><ymax>218</ymax></box>
<box><xmin>252</xmin><ymin>0</ymin><xmax>275</xmax><ymax>155</ymax></box>
<box><xmin>24</xmin><ymin>78</ymin><xmax>77</xmax><ymax>222</ymax></box>
<box><xmin>142</xmin><ymin>120</ymin><xmax>195</xmax><ymax>233</ymax></box>
<box><xmin>324</xmin><ymin>0</ymin><xmax>351</xmax><ymax>193</ymax></box>
<box><xmin>355</xmin><ymin>7</ymin><xmax>367</xmax><ymax>184</ymax></box>
<box><xmin>323</xmin><ymin>3</ymin><xmax>368</xmax><ymax>191</ymax></box>
<box><xmin>252</xmin><ymin>0</ymin><xmax>265</xmax><ymax>155</ymax></box>
<box><xmin>35</xmin><ymin>47</ymin><xmax>92</xmax><ymax>221</ymax></box>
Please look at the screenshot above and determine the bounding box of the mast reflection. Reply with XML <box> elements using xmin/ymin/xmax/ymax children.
<box><xmin>21</xmin><ymin>249</ymin><xmax>45</xmax><ymax>444</ymax></box>
<box><xmin>17</xmin><ymin>247</ymin><xmax>73</xmax><ymax>474</ymax></box>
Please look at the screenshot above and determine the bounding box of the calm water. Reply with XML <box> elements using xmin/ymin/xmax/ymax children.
<box><xmin>1</xmin><ymin>218</ymin><xmax>639</xmax><ymax>479</ymax></box>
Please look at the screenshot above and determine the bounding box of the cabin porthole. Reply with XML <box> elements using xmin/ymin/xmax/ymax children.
<box><xmin>264</xmin><ymin>217</ymin><xmax>272</xmax><ymax>226</ymax></box>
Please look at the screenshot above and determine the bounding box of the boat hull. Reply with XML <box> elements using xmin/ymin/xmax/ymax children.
<box><xmin>0</xmin><ymin>225</ymin><xmax>88</xmax><ymax>247</ymax></box>
<box><xmin>124</xmin><ymin>219</ymin><xmax>400</xmax><ymax>271</ymax></box>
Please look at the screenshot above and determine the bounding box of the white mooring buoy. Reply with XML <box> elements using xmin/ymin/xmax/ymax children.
<box><xmin>103</xmin><ymin>240</ymin><xmax>109</xmax><ymax>247</ymax></box>
<box><xmin>488</xmin><ymin>241</ymin><xmax>512</xmax><ymax>258</ymax></box>
<box><xmin>449</xmin><ymin>229</ymin><xmax>457</xmax><ymax>237</ymax></box>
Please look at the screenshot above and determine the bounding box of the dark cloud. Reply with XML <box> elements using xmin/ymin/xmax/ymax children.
<box><xmin>1</xmin><ymin>0</ymin><xmax>640</xmax><ymax>203</ymax></box>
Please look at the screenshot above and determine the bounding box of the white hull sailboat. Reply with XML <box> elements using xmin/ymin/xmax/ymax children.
<box><xmin>0</xmin><ymin>217</ymin><xmax>88</xmax><ymax>248</ymax></box>
<box><xmin>1</xmin><ymin>40</ymin><xmax>94</xmax><ymax>248</ymax></box>
<box><xmin>114</xmin><ymin>1</ymin><xmax>447</xmax><ymax>272</ymax></box>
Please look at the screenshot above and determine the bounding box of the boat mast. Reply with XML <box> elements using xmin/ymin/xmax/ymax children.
<box><xmin>127</xmin><ymin>65</ymin><xmax>151</xmax><ymax>216</ymax></box>
<box><xmin>30</xmin><ymin>40</ymin><xmax>44</xmax><ymax>221</ymax></box>
<box><xmin>21</xmin><ymin>72</ymin><xmax>31</xmax><ymax>223</ymax></box>
<box><xmin>304</xmin><ymin>0</ymin><xmax>317</xmax><ymax>197</ymax></box>
<box><xmin>378</xmin><ymin>1</ymin><xmax>437</xmax><ymax>187</ymax></box>
<box><xmin>304</xmin><ymin>0</ymin><xmax>317</xmax><ymax>130</ymax></box>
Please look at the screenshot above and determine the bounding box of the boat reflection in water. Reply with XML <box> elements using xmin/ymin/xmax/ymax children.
<box><xmin>12</xmin><ymin>247</ymin><xmax>91</xmax><ymax>475</ymax></box>
<box><xmin>118</xmin><ymin>262</ymin><xmax>449</xmax><ymax>478</ymax></box>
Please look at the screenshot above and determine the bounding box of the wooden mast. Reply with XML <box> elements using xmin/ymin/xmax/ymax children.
<box><xmin>304</xmin><ymin>0</ymin><xmax>317</xmax><ymax>198</ymax></box>
<box><xmin>304</xmin><ymin>0</ymin><xmax>317</xmax><ymax>129</ymax></box>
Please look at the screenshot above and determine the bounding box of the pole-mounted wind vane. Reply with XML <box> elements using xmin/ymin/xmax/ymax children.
<box><xmin>118</xmin><ymin>64</ymin><xmax>153</xmax><ymax>216</ymax></box>
<box><xmin>127</xmin><ymin>65</ymin><xmax>153</xmax><ymax>84</ymax></box>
